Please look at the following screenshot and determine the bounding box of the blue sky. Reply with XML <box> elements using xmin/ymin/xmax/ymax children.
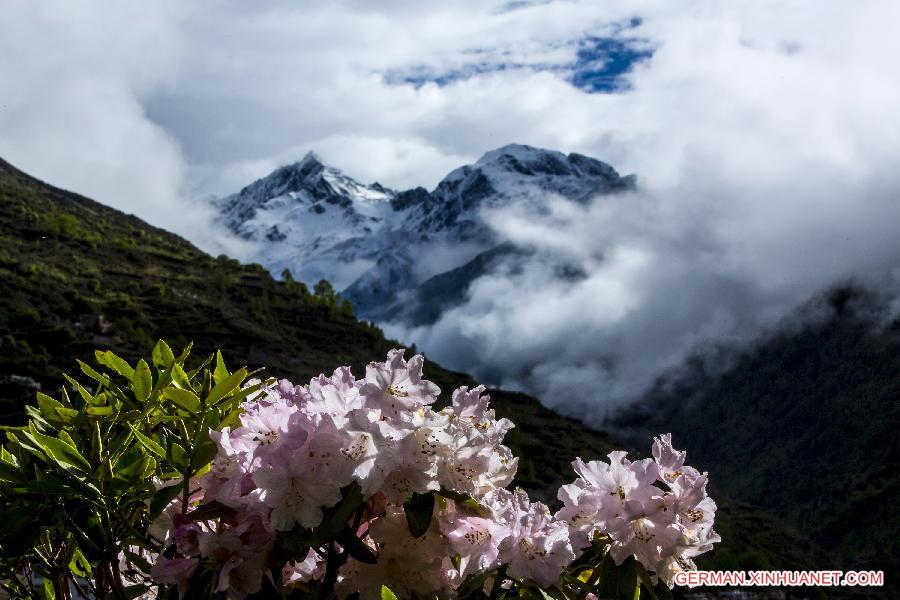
<box><xmin>388</xmin><ymin>18</ymin><xmax>653</xmax><ymax>94</ymax></box>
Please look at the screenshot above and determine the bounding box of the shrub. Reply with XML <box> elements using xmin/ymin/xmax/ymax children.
<box><xmin>0</xmin><ymin>341</ymin><xmax>260</xmax><ymax>598</ymax></box>
<box><xmin>0</xmin><ymin>343</ymin><xmax>719</xmax><ymax>599</ymax></box>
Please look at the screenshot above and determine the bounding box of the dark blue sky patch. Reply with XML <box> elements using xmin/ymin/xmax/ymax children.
<box><xmin>384</xmin><ymin>17</ymin><xmax>653</xmax><ymax>94</ymax></box>
<box><xmin>571</xmin><ymin>36</ymin><xmax>654</xmax><ymax>93</ymax></box>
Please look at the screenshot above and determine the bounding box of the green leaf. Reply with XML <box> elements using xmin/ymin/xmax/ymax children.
<box><xmin>171</xmin><ymin>363</ymin><xmax>193</xmax><ymax>390</ymax></box>
<box><xmin>0</xmin><ymin>445</ymin><xmax>17</xmax><ymax>466</ymax></box>
<box><xmin>214</xmin><ymin>350</ymin><xmax>229</xmax><ymax>383</ymax></box>
<box><xmin>636</xmin><ymin>563</ymin><xmax>660</xmax><ymax>600</ymax></box>
<box><xmin>0</xmin><ymin>460</ymin><xmax>24</xmax><ymax>483</ymax></box>
<box><xmin>327</xmin><ymin>482</ymin><xmax>363</xmax><ymax>529</ymax></box>
<box><xmin>152</xmin><ymin>339</ymin><xmax>176</xmax><ymax>369</ymax></box>
<box><xmin>124</xmin><ymin>584</ymin><xmax>151</xmax><ymax>600</ymax></box>
<box><xmin>169</xmin><ymin>442</ymin><xmax>189</xmax><ymax>467</ymax></box>
<box><xmin>24</xmin><ymin>429</ymin><xmax>92</xmax><ymax>472</ymax></box>
<box><xmin>36</xmin><ymin>392</ymin><xmax>64</xmax><ymax>419</ymax></box>
<box><xmin>187</xmin><ymin>355</ymin><xmax>215</xmax><ymax>385</ymax></box>
<box><xmin>217</xmin><ymin>379</ymin><xmax>266</xmax><ymax>408</ymax></box>
<box><xmin>529</xmin><ymin>584</ymin><xmax>559</xmax><ymax>600</ymax></box>
<box><xmin>78</xmin><ymin>360</ymin><xmax>114</xmax><ymax>389</ymax></box>
<box><xmin>127</xmin><ymin>425</ymin><xmax>165</xmax><ymax>458</ymax></box>
<box><xmin>285</xmin><ymin>484</ymin><xmax>364</xmax><ymax>548</ymax></box>
<box><xmin>220</xmin><ymin>405</ymin><xmax>244</xmax><ymax>429</ymax></box>
<box><xmin>150</xmin><ymin>483</ymin><xmax>184</xmax><ymax>516</ymax></box>
<box><xmin>141</xmin><ymin>456</ymin><xmax>157</xmax><ymax>479</ymax></box>
<box><xmin>58</xmin><ymin>429</ymin><xmax>77</xmax><ymax>448</ymax></box>
<box><xmin>175</xmin><ymin>341</ymin><xmax>194</xmax><ymax>366</ymax></box>
<box><xmin>455</xmin><ymin>569</ymin><xmax>489</xmax><ymax>599</ymax></box>
<box><xmin>438</xmin><ymin>489</ymin><xmax>488</xmax><ymax>516</ymax></box>
<box><xmin>91</xmin><ymin>419</ymin><xmax>103</xmax><ymax>459</ymax></box>
<box><xmin>96</xmin><ymin>350</ymin><xmax>135</xmax><ymax>381</ymax></box>
<box><xmin>85</xmin><ymin>405</ymin><xmax>115</xmax><ymax>416</ymax></box>
<box><xmin>54</xmin><ymin>406</ymin><xmax>79</xmax><ymax>421</ymax></box>
<box><xmin>616</xmin><ymin>557</ymin><xmax>639</xmax><ymax>600</ymax></box>
<box><xmin>381</xmin><ymin>586</ymin><xmax>399</xmax><ymax>600</ymax></box>
<box><xmin>68</xmin><ymin>548</ymin><xmax>93</xmax><ymax>578</ymax></box>
<box><xmin>134</xmin><ymin>359</ymin><xmax>153</xmax><ymax>402</ymax></box>
<box><xmin>188</xmin><ymin>501</ymin><xmax>235</xmax><ymax>521</ymax></box>
<box><xmin>124</xmin><ymin>547</ymin><xmax>154</xmax><ymax>573</ymax></box>
<box><xmin>206</xmin><ymin>367</ymin><xmax>247</xmax><ymax>405</ymax></box>
<box><xmin>114</xmin><ymin>454</ymin><xmax>153</xmax><ymax>482</ymax></box>
<box><xmin>651</xmin><ymin>580</ymin><xmax>672</xmax><ymax>600</ymax></box>
<box><xmin>403</xmin><ymin>491</ymin><xmax>435</xmax><ymax>538</ymax></box>
<box><xmin>163</xmin><ymin>388</ymin><xmax>201</xmax><ymax>413</ymax></box>
<box><xmin>596</xmin><ymin>553</ymin><xmax>619</xmax><ymax>599</ymax></box>
<box><xmin>191</xmin><ymin>440</ymin><xmax>218</xmax><ymax>470</ymax></box>
<box><xmin>41</xmin><ymin>576</ymin><xmax>56</xmax><ymax>600</ymax></box>
<box><xmin>63</xmin><ymin>374</ymin><xmax>93</xmax><ymax>403</ymax></box>
<box><xmin>61</xmin><ymin>512</ymin><xmax>104</xmax><ymax>555</ymax></box>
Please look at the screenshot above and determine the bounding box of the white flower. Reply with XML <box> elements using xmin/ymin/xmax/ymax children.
<box><xmin>359</xmin><ymin>349</ymin><xmax>440</xmax><ymax>417</ymax></box>
<box><xmin>495</xmin><ymin>489</ymin><xmax>578</xmax><ymax>587</ymax></box>
<box><xmin>254</xmin><ymin>414</ymin><xmax>354</xmax><ymax>529</ymax></box>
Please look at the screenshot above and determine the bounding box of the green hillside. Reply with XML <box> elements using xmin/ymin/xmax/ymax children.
<box><xmin>0</xmin><ymin>157</ymin><xmax>846</xmax><ymax>596</ymax></box>
<box><xmin>0</xmin><ymin>156</ymin><xmax>622</xmax><ymax>499</ymax></box>
<box><xmin>619</xmin><ymin>285</ymin><xmax>900</xmax><ymax>584</ymax></box>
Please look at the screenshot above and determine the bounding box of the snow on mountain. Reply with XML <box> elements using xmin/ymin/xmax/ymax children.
<box><xmin>216</xmin><ymin>152</ymin><xmax>398</xmax><ymax>289</ymax></box>
<box><xmin>215</xmin><ymin>144</ymin><xmax>636</xmax><ymax>322</ymax></box>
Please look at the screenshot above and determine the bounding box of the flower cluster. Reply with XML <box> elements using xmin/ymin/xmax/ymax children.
<box><xmin>557</xmin><ymin>434</ymin><xmax>720</xmax><ymax>584</ymax></box>
<box><xmin>149</xmin><ymin>350</ymin><xmax>718</xmax><ymax>598</ymax></box>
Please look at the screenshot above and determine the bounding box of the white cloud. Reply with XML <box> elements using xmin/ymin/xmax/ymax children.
<box><xmin>3</xmin><ymin>0</ymin><xmax>900</xmax><ymax>416</ymax></box>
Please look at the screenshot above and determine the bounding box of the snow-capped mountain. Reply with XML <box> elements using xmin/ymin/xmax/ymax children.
<box><xmin>216</xmin><ymin>144</ymin><xmax>636</xmax><ymax>324</ymax></box>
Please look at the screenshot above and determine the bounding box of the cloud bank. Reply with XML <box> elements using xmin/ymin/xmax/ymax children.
<box><xmin>3</xmin><ymin>1</ymin><xmax>900</xmax><ymax>417</ymax></box>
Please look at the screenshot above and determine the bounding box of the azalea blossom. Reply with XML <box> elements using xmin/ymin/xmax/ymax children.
<box><xmin>359</xmin><ymin>349</ymin><xmax>440</xmax><ymax>416</ymax></box>
<box><xmin>150</xmin><ymin>558</ymin><xmax>198</xmax><ymax>598</ymax></box>
<box><xmin>495</xmin><ymin>489</ymin><xmax>579</xmax><ymax>587</ymax></box>
<box><xmin>254</xmin><ymin>412</ymin><xmax>354</xmax><ymax>529</ymax></box>
<box><xmin>149</xmin><ymin>352</ymin><xmax>717</xmax><ymax>597</ymax></box>
<box><xmin>339</xmin><ymin>506</ymin><xmax>452</xmax><ymax>599</ymax></box>
<box><xmin>557</xmin><ymin>436</ymin><xmax>719</xmax><ymax>586</ymax></box>
<box><xmin>283</xmin><ymin>549</ymin><xmax>326</xmax><ymax>588</ymax></box>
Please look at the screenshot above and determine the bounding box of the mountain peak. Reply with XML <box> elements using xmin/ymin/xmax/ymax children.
<box><xmin>293</xmin><ymin>150</ymin><xmax>323</xmax><ymax>169</ymax></box>
<box><xmin>474</xmin><ymin>143</ymin><xmax>567</xmax><ymax>169</ymax></box>
<box><xmin>219</xmin><ymin>144</ymin><xmax>636</xmax><ymax>283</ymax></box>
<box><xmin>468</xmin><ymin>144</ymin><xmax>629</xmax><ymax>185</ymax></box>
<box><xmin>238</xmin><ymin>151</ymin><xmax>328</xmax><ymax>199</ymax></box>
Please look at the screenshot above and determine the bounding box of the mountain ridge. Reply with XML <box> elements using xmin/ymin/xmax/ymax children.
<box><xmin>214</xmin><ymin>144</ymin><xmax>636</xmax><ymax>323</ymax></box>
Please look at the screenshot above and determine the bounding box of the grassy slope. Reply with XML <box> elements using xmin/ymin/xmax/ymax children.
<box><xmin>1</xmin><ymin>157</ymin><xmax>835</xmax><ymax>590</ymax></box>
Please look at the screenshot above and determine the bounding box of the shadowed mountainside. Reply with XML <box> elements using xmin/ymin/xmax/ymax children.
<box><xmin>617</xmin><ymin>285</ymin><xmax>900</xmax><ymax>585</ymax></box>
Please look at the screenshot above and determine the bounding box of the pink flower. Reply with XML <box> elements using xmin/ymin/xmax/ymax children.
<box><xmin>283</xmin><ymin>549</ymin><xmax>325</xmax><ymax>587</ymax></box>
<box><xmin>197</xmin><ymin>510</ymin><xmax>273</xmax><ymax>599</ymax></box>
<box><xmin>339</xmin><ymin>506</ymin><xmax>452</xmax><ymax>599</ymax></box>
<box><xmin>441</xmin><ymin>511</ymin><xmax>506</xmax><ymax>579</ymax></box>
<box><xmin>495</xmin><ymin>489</ymin><xmax>578</xmax><ymax>587</ymax></box>
<box><xmin>359</xmin><ymin>349</ymin><xmax>440</xmax><ymax>416</ymax></box>
<box><xmin>303</xmin><ymin>367</ymin><xmax>364</xmax><ymax>417</ymax></box>
<box><xmin>557</xmin><ymin>438</ymin><xmax>719</xmax><ymax>587</ymax></box>
<box><xmin>202</xmin><ymin>427</ymin><xmax>258</xmax><ymax>508</ymax></box>
<box><xmin>150</xmin><ymin>558</ymin><xmax>198</xmax><ymax>598</ymax></box>
<box><xmin>254</xmin><ymin>413</ymin><xmax>355</xmax><ymax>529</ymax></box>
